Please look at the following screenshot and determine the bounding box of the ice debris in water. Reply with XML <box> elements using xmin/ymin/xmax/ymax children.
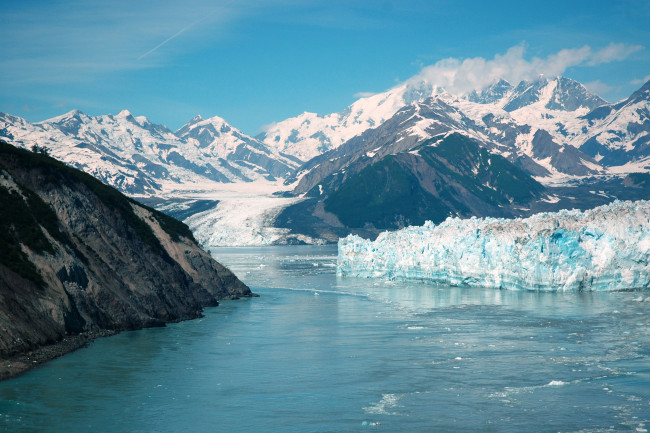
<box><xmin>337</xmin><ymin>200</ymin><xmax>650</xmax><ymax>291</ymax></box>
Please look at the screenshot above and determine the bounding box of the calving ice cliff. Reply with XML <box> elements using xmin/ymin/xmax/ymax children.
<box><xmin>337</xmin><ymin>200</ymin><xmax>650</xmax><ymax>291</ymax></box>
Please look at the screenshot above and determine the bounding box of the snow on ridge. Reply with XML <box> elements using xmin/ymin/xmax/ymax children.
<box><xmin>260</xmin><ymin>81</ymin><xmax>446</xmax><ymax>162</ymax></box>
<box><xmin>338</xmin><ymin>200</ymin><xmax>650</xmax><ymax>291</ymax></box>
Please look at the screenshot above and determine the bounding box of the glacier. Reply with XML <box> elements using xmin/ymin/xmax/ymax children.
<box><xmin>337</xmin><ymin>200</ymin><xmax>650</xmax><ymax>291</ymax></box>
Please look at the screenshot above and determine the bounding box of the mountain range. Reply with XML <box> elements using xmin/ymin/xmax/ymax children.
<box><xmin>1</xmin><ymin>75</ymin><xmax>649</xmax><ymax>244</ymax></box>
<box><xmin>275</xmin><ymin>77</ymin><xmax>650</xmax><ymax>240</ymax></box>
<box><xmin>0</xmin><ymin>110</ymin><xmax>298</xmax><ymax>195</ymax></box>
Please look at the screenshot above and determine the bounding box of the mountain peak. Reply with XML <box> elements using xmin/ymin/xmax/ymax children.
<box><xmin>66</xmin><ymin>109</ymin><xmax>83</xmax><ymax>117</ymax></box>
<box><xmin>53</xmin><ymin>109</ymin><xmax>84</xmax><ymax>120</ymax></box>
<box><xmin>502</xmin><ymin>75</ymin><xmax>606</xmax><ymax>112</ymax></box>
<box><xmin>184</xmin><ymin>114</ymin><xmax>232</xmax><ymax>129</ymax></box>
<box><xmin>467</xmin><ymin>79</ymin><xmax>513</xmax><ymax>104</ymax></box>
<box><xmin>116</xmin><ymin>109</ymin><xmax>133</xmax><ymax>118</ymax></box>
<box><xmin>204</xmin><ymin>114</ymin><xmax>230</xmax><ymax>126</ymax></box>
<box><xmin>626</xmin><ymin>78</ymin><xmax>650</xmax><ymax>104</ymax></box>
<box><xmin>38</xmin><ymin>109</ymin><xmax>87</xmax><ymax>127</ymax></box>
<box><xmin>402</xmin><ymin>79</ymin><xmax>445</xmax><ymax>104</ymax></box>
<box><xmin>175</xmin><ymin>114</ymin><xmax>238</xmax><ymax>150</ymax></box>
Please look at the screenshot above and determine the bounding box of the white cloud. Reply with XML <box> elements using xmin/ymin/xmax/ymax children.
<box><xmin>583</xmin><ymin>80</ymin><xmax>612</xmax><ymax>96</ymax></box>
<box><xmin>631</xmin><ymin>75</ymin><xmax>650</xmax><ymax>85</ymax></box>
<box><xmin>408</xmin><ymin>43</ymin><xmax>644</xmax><ymax>95</ymax></box>
<box><xmin>354</xmin><ymin>91</ymin><xmax>378</xmax><ymax>99</ymax></box>
<box><xmin>259</xmin><ymin>121</ymin><xmax>278</xmax><ymax>133</ymax></box>
<box><xmin>587</xmin><ymin>43</ymin><xmax>643</xmax><ymax>65</ymax></box>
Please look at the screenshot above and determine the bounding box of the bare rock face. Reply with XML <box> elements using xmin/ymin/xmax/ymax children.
<box><xmin>0</xmin><ymin>141</ymin><xmax>252</xmax><ymax>362</ymax></box>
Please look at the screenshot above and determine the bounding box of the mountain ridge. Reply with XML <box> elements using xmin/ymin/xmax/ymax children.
<box><xmin>1</xmin><ymin>76</ymin><xmax>648</xmax><ymax>247</ymax></box>
<box><xmin>0</xmin><ymin>109</ymin><xmax>298</xmax><ymax>195</ymax></box>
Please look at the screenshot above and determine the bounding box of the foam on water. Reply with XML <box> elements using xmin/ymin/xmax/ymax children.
<box><xmin>363</xmin><ymin>393</ymin><xmax>404</xmax><ymax>416</ymax></box>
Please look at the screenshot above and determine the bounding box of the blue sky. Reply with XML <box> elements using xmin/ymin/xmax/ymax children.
<box><xmin>1</xmin><ymin>0</ymin><xmax>649</xmax><ymax>135</ymax></box>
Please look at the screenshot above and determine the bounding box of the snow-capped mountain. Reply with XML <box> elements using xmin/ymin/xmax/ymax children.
<box><xmin>0</xmin><ymin>110</ymin><xmax>299</xmax><ymax>195</ymax></box>
<box><xmin>579</xmin><ymin>79</ymin><xmax>650</xmax><ymax>168</ymax></box>
<box><xmin>274</xmin><ymin>77</ymin><xmax>650</xmax><ymax>244</ymax></box>
<box><xmin>259</xmin><ymin>80</ymin><xmax>444</xmax><ymax>162</ymax></box>
<box><xmin>461</xmin><ymin>76</ymin><xmax>650</xmax><ymax>176</ymax></box>
<box><xmin>176</xmin><ymin>114</ymin><xmax>299</xmax><ymax>180</ymax></box>
<box><xmin>502</xmin><ymin>75</ymin><xmax>606</xmax><ymax>112</ymax></box>
<box><xmin>1</xmin><ymin>75</ymin><xmax>648</xmax><ymax>247</ymax></box>
<box><xmin>290</xmin><ymin>76</ymin><xmax>611</xmax><ymax>195</ymax></box>
<box><xmin>261</xmin><ymin>76</ymin><xmax>613</xmax><ymax>167</ymax></box>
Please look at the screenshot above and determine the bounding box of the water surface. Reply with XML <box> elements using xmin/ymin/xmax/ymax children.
<box><xmin>1</xmin><ymin>246</ymin><xmax>649</xmax><ymax>432</ymax></box>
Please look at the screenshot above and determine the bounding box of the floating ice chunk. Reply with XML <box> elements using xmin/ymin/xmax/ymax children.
<box><xmin>337</xmin><ymin>200</ymin><xmax>650</xmax><ymax>291</ymax></box>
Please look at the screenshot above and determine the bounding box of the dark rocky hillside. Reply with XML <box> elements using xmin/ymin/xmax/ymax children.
<box><xmin>0</xmin><ymin>140</ymin><xmax>252</xmax><ymax>377</ymax></box>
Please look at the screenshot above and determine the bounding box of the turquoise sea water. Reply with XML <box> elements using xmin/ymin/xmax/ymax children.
<box><xmin>1</xmin><ymin>245</ymin><xmax>649</xmax><ymax>432</ymax></box>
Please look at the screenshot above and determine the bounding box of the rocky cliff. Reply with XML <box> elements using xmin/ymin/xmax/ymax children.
<box><xmin>0</xmin><ymin>140</ymin><xmax>252</xmax><ymax>375</ymax></box>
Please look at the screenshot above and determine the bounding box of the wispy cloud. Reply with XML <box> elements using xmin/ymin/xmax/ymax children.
<box><xmin>408</xmin><ymin>43</ymin><xmax>645</xmax><ymax>95</ymax></box>
<box><xmin>587</xmin><ymin>43</ymin><xmax>643</xmax><ymax>65</ymax></box>
<box><xmin>631</xmin><ymin>75</ymin><xmax>650</xmax><ymax>85</ymax></box>
<box><xmin>354</xmin><ymin>91</ymin><xmax>378</xmax><ymax>99</ymax></box>
<box><xmin>0</xmin><ymin>0</ymin><xmax>252</xmax><ymax>85</ymax></box>
<box><xmin>583</xmin><ymin>80</ymin><xmax>613</xmax><ymax>95</ymax></box>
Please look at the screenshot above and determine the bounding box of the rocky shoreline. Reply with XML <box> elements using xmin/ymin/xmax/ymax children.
<box><xmin>0</xmin><ymin>330</ymin><xmax>116</xmax><ymax>381</ymax></box>
<box><xmin>0</xmin><ymin>142</ymin><xmax>254</xmax><ymax>377</ymax></box>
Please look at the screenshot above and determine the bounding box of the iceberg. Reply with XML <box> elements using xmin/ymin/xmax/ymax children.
<box><xmin>337</xmin><ymin>200</ymin><xmax>650</xmax><ymax>291</ymax></box>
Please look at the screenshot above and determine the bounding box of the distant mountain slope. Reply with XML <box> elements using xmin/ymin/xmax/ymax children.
<box><xmin>288</xmin><ymin>92</ymin><xmax>602</xmax><ymax>196</ymax></box>
<box><xmin>259</xmin><ymin>80</ymin><xmax>443</xmax><ymax>162</ymax></box>
<box><xmin>0</xmin><ymin>140</ymin><xmax>251</xmax><ymax>373</ymax></box>
<box><xmin>275</xmin><ymin>133</ymin><xmax>547</xmax><ymax>240</ymax></box>
<box><xmin>287</xmin><ymin>77</ymin><xmax>650</xmax><ymax>197</ymax></box>
<box><xmin>175</xmin><ymin>114</ymin><xmax>299</xmax><ymax>179</ymax></box>
<box><xmin>579</xmin><ymin>79</ymin><xmax>650</xmax><ymax>167</ymax></box>
<box><xmin>262</xmin><ymin>76</ymin><xmax>614</xmax><ymax>167</ymax></box>
<box><xmin>323</xmin><ymin>133</ymin><xmax>545</xmax><ymax>229</ymax></box>
<box><xmin>0</xmin><ymin>110</ymin><xmax>298</xmax><ymax>195</ymax></box>
<box><xmin>1</xmin><ymin>76</ymin><xmax>648</xmax><ymax>248</ymax></box>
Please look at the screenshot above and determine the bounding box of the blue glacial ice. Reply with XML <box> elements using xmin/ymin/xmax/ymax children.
<box><xmin>337</xmin><ymin>200</ymin><xmax>650</xmax><ymax>291</ymax></box>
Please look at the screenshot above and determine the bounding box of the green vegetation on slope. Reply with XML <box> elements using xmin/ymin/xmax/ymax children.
<box><xmin>0</xmin><ymin>141</ymin><xmax>196</xmax><ymax>271</ymax></box>
<box><xmin>420</xmin><ymin>133</ymin><xmax>545</xmax><ymax>203</ymax></box>
<box><xmin>0</xmin><ymin>184</ymin><xmax>51</xmax><ymax>285</ymax></box>
<box><xmin>625</xmin><ymin>172</ymin><xmax>650</xmax><ymax>188</ymax></box>
<box><xmin>324</xmin><ymin>156</ymin><xmax>452</xmax><ymax>229</ymax></box>
<box><xmin>323</xmin><ymin>133</ymin><xmax>545</xmax><ymax>231</ymax></box>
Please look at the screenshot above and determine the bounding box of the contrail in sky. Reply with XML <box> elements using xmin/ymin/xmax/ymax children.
<box><xmin>138</xmin><ymin>17</ymin><xmax>207</xmax><ymax>60</ymax></box>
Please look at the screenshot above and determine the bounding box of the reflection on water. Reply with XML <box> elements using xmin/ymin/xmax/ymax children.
<box><xmin>0</xmin><ymin>245</ymin><xmax>648</xmax><ymax>433</ymax></box>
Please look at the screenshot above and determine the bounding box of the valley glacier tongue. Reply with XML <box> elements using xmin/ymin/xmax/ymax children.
<box><xmin>338</xmin><ymin>200</ymin><xmax>650</xmax><ymax>291</ymax></box>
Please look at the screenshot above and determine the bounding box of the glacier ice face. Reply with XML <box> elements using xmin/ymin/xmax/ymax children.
<box><xmin>337</xmin><ymin>200</ymin><xmax>650</xmax><ymax>291</ymax></box>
